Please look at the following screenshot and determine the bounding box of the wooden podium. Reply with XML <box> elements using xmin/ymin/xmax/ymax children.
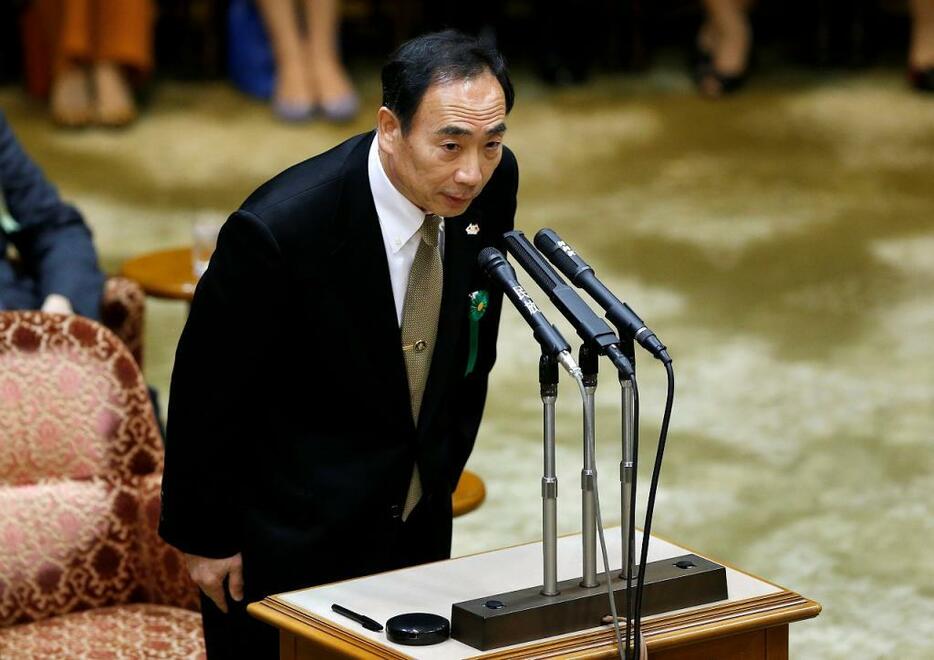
<box><xmin>248</xmin><ymin>529</ymin><xmax>820</xmax><ymax>659</ymax></box>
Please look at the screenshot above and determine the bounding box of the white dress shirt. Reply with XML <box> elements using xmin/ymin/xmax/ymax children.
<box><xmin>368</xmin><ymin>134</ymin><xmax>444</xmax><ymax>326</ymax></box>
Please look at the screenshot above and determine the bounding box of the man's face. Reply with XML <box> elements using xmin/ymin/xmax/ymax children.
<box><xmin>379</xmin><ymin>71</ymin><xmax>508</xmax><ymax>217</ymax></box>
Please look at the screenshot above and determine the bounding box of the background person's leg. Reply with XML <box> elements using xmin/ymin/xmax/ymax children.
<box><xmin>909</xmin><ymin>0</ymin><xmax>934</xmax><ymax>91</ymax></box>
<box><xmin>91</xmin><ymin>0</ymin><xmax>154</xmax><ymax>125</ymax></box>
<box><xmin>697</xmin><ymin>0</ymin><xmax>753</xmax><ymax>97</ymax></box>
<box><xmin>304</xmin><ymin>0</ymin><xmax>358</xmax><ymax>121</ymax></box>
<box><xmin>256</xmin><ymin>0</ymin><xmax>316</xmax><ymax>120</ymax></box>
<box><xmin>37</xmin><ymin>0</ymin><xmax>93</xmax><ymax>126</ymax></box>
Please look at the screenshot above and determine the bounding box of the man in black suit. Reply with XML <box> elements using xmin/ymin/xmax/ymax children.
<box><xmin>0</xmin><ymin>111</ymin><xmax>104</xmax><ymax>319</ymax></box>
<box><xmin>159</xmin><ymin>31</ymin><xmax>518</xmax><ymax>658</ymax></box>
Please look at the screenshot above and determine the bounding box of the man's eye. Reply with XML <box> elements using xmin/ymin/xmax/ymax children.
<box><xmin>442</xmin><ymin>143</ymin><xmax>459</xmax><ymax>152</ymax></box>
<box><xmin>486</xmin><ymin>141</ymin><xmax>502</xmax><ymax>150</ymax></box>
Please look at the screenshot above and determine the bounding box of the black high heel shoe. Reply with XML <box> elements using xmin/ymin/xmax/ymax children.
<box><xmin>691</xmin><ymin>24</ymin><xmax>752</xmax><ymax>99</ymax></box>
<box><xmin>908</xmin><ymin>66</ymin><xmax>934</xmax><ymax>93</ymax></box>
<box><xmin>694</xmin><ymin>57</ymin><xmax>748</xmax><ymax>98</ymax></box>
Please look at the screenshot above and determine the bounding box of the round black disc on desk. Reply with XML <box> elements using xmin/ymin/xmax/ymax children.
<box><xmin>385</xmin><ymin>613</ymin><xmax>450</xmax><ymax>646</ymax></box>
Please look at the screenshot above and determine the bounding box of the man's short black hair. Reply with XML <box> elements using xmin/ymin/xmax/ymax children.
<box><xmin>381</xmin><ymin>30</ymin><xmax>515</xmax><ymax>134</ymax></box>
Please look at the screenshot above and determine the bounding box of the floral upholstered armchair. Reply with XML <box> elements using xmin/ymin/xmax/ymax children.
<box><xmin>101</xmin><ymin>276</ymin><xmax>146</xmax><ymax>368</ymax></box>
<box><xmin>0</xmin><ymin>312</ymin><xmax>203</xmax><ymax>658</ymax></box>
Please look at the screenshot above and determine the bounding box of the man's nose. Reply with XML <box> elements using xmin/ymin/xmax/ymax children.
<box><xmin>454</xmin><ymin>153</ymin><xmax>482</xmax><ymax>188</ymax></box>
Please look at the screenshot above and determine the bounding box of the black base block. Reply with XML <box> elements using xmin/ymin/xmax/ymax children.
<box><xmin>450</xmin><ymin>553</ymin><xmax>727</xmax><ymax>651</ymax></box>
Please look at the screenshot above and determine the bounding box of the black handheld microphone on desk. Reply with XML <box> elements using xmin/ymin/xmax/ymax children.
<box><xmin>478</xmin><ymin>247</ymin><xmax>581</xmax><ymax>377</ymax></box>
<box><xmin>501</xmin><ymin>231</ymin><xmax>634</xmax><ymax>379</ymax></box>
<box><xmin>534</xmin><ymin>229</ymin><xmax>670</xmax><ymax>365</ymax></box>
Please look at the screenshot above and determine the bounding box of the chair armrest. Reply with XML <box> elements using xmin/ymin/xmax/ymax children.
<box><xmin>134</xmin><ymin>473</ymin><xmax>201</xmax><ymax>612</ymax></box>
<box><xmin>101</xmin><ymin>277</ymin><xmax>145</xmax><ymax>368</ymax></box>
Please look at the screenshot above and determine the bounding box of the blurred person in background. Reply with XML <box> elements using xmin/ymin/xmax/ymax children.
<box><xmin>20</xmin><ymin>0</ymin><xmax>154</xmax><ymax>127</ymax></box>
<box><xmin>695</xmin><ymin>0</ymin><xmax>934</xmax><ymax>97</ymax></box>
<box><xmin>0</xmin><ymin>112</ymin><xmax>104</xmax><ymax>320</ymax></box>
<box><xmin>0</xmin><ymin>109</ymin><xmax>169</xmax><ymax>436</ymax></box>
<box><xmin>0</xmin><ymin>110</ymin><xmax>103</xmax><ymax>317</ymax></box>
<box><xmin>255</xmin><ymin>0</ymin><xmax>358</xmax><ymax>122</ymax></box>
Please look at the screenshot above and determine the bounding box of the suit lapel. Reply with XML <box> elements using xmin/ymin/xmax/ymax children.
<box><xmin>326</xmin><ymin>135</ymin><xmax>414</xmax><ymax>432</ymax></box>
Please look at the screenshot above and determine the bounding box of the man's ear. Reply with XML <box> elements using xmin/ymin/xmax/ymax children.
<box><xmin>377</xmin><ymin>107</ymin><xmax>402</xmax><ymax>155</ymax></box>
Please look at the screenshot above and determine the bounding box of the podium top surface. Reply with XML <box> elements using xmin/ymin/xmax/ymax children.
<box><xmin>249</xmin><ymin>528</ymin><xmax>820</xmax><ymax>659</ymax></box>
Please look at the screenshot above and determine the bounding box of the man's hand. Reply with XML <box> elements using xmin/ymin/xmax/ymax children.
<box><xmin>184</xmin><ymin>552</ymin><xmax>244</xmax><ymax>613</ymax></box>
<box><xmin>41</xmin><ymin>294</ymin><xmax>73</xmax><ymax>315</ymax></box>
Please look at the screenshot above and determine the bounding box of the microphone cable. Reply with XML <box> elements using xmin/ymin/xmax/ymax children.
<box><xmin>633</xmin><ymin>360</ymin><xmax>675</xmax><ymax>658</ymax></box>
<box><xmin>572</xmin><ymin>372</ymin><xmax>626</xmax><ymax>660</ymax></box>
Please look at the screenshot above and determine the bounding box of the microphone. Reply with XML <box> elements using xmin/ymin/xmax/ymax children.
<box><xmin>535</xmin><ymin>229</ymin><xmax>671</xmax><ymax>364</ymax></box>
<box><xmin>501</xmin><ymin>231</ymin><xmax>634</xmax><ymax>379</ymax></box>
<box><xmin>478</xmin><ymin>247</ymin><xmax>581</xmax><ymax>377</ymax></box>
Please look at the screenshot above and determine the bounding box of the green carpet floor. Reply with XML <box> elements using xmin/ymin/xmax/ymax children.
<box><xmin>3</xmin><ymin>64</ymin><xmax>932</xmax><ymax>658</ymax></box>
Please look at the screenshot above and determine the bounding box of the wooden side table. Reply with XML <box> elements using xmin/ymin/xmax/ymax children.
<box><xmin>120</xmin><ymin>247</ymin><xmax>198</xmax><ymax>301</ymax></box>
<box><xmin>452</xmin><ymin>470</ymin><xmax>485</xmax><ymax>517</ymax></box>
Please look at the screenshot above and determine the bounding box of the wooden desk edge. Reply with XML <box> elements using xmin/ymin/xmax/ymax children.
<box><xmin>249</xmin><ymin>589</ymin><xmax>821</xmax><ymax>659</ymax></box>
<box><xmin>248</xmin><ymin>600</ymin><xmax>411</xmax><ymax>660</ymax></box>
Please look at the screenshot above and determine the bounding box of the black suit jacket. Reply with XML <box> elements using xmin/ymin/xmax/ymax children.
<box><xmin>159</xmin><ymin>131</ymin><xmax>517</xmax><ymax>597</ymax></box>
<box><xmin>0</xmin><ymin>111</ymin><xmax>103</xmax><ymax>319</ymax></box>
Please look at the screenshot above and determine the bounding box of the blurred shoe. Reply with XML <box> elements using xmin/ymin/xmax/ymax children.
<box><xmin>273</xmin><ymin>99</ymin><xmax>315</xmax><ymax>122</ymax></box>
<box><xmin>93</xmin><ymin>62</ymin><xmax>137</xmax><ymax>128</ymax></box>
<box><xmin>320</xmin><ymin>92</ymin><xmax>359</xmax><ymax>123</ymax></box>
<box><xmin>695</xmin><ymin>64</ymin><xmax>748</xmax><ymax>99</ymax></box>
<box><xmin>908</xmin><ymin>67</ymin><xmax>934</xmax><ymax>93</ymax></box>
<box><xmin>693</xmin><ymin>47</ymin><xmax>747</xmax><ymax>98</ymax></box>
<box><xmin>50</xmin><ymin>65</ymin><xmax>93</xmax><ymax>128</ymax></box>
<box><xmin>273</xmin><ymin>59</ymin><xmax>316</xmax><ymax>122</ymax></box>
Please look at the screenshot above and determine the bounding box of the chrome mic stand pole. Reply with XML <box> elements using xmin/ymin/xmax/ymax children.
<box><xmin>620</xmin><ymin>378</ymin><xmax>635</xmax><ymax>577</ymax></box>
<box><xmin>579</xmin><ymin>344</ymin><xmax>599</xmax><ymax>588</ymax></box>
<box><xmin>540</xmin><ymin>354</ymin><xmax>559</xmax><ymax>597</ymax></box>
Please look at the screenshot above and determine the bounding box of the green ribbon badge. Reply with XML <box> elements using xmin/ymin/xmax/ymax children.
<box><xmin>465</xmin><ymin>289</ymin><xmax>489</xmax><ymax>376</ymax></box>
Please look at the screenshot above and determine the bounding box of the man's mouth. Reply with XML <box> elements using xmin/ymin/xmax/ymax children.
<box><xmin>443</xmin><ymin>193</ymin><xmax>472</xmax><ymax>204</ymax></box>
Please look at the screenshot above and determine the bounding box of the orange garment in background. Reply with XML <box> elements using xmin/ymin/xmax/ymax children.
<box><xmin>21</xmin><ymin>0</ymin><xmax>154</xmax><ymax>98</ymax></box>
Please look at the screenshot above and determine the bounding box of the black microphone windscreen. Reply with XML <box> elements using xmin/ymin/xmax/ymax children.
<box><xmin>503</xmin><ymin>232</ymin><xmax>563</xmax><ymax>291</ymax></box>
<box><xmin>478</xmin><ymin>246</ymin><xmax>504</xmax><ymax>271</ymax></box>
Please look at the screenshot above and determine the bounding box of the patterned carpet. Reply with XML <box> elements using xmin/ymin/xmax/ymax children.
<box><xmin>3</xmin><ymin>63</ymin><xmax>932</xmax><ymax>658</ymax></box>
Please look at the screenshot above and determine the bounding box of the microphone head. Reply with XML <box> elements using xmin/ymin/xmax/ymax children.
<box><xmin>533</xmin><ymin>227</ymin><xmax>593</xmax><ymax>283</ymax></box>
<box><xmin>534</xmin><ymin>228</ymin><xmax>561</xmax><ymax>252</ymax></box>
<box><xmin>478</xmin><ymin>246</ymin><xmax>507</xmax><ymax>274</ymax></box>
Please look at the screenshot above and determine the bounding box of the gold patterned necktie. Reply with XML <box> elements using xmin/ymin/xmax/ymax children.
<box><xmin>400</xmin><ymin>214</ymin><xmax>444</xmax><ymax>520</ymax></box>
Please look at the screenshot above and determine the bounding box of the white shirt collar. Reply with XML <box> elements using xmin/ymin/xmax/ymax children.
<box><xmin>368</xmin><ymin>134</ymin><xmax>425</xmax><ymax>254</ymax></box>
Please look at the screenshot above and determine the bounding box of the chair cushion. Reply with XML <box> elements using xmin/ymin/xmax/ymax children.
<box><xmin>0</xmin><ymin>477</ymin><xmax>144</xmax><ymax>627</ymax></box>
<box><xmin>0</xmin><ymin>603</ymin><xmax>205</xmax><ymax>659</ymax></box>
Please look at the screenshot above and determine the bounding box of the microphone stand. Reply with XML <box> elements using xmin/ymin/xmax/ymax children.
<box><xmin>579</xmin><ymin>344</ymin><xmax>599</xmax><ymax>589</ymax></box>
<box><xmin>540</xmin><ymin>353</ymin><xmax>560</xmax><ymax>597</ymax></box>
<box><xmin>618</xmin><ymin>337</ymin><xmax>637</xmax><ymax>657</ymax></box>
